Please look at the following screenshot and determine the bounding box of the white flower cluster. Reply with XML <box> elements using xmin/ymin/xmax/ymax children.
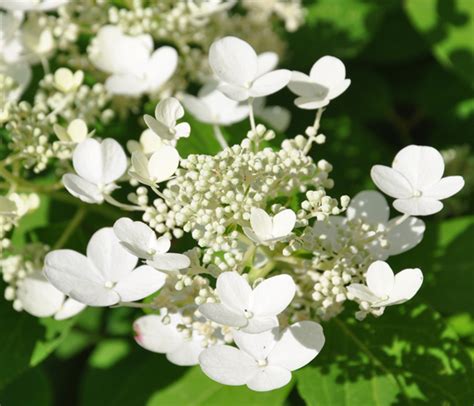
<box><xmin>0</xmin><ymin>26</ymin><xmax>467</xmax><ymax>393</ymax></box>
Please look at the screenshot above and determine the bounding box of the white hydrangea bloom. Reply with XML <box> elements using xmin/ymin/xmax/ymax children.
<box><xmin>62</xmin><ymin>138</ymin><xmax>127</xmax><ymax>204</ymax></box>
<box><xmin>0</xmin><ymin>0</ymin><xmax>69</xmax><ymax>11</ymax></box>
<box><xmin>209</xmin><ymin>36</ymin><xmax>291</xmax><ymax>101</ymax></box>
<box><xmin>53</xmin><ymin>118</ymin><xmax>90</xmax><ymax>144</ymax></box>
<box><xmin>288</xmin><ymin>56</ymin><xmax>351</xmax><ymax>110</ymax></box>
<box><xmin>44</xmin><ymin>228</ymin><xmax>167</xmax><ymax>306</ymax></box>
<box><xmin>127</xmin><ymin>129</ymin><xmax>163</xmax><ymax>156</ymax></box>
<box><xmin>199</xmin><ymin>321</ymin><xmax>325</xmax><ymax>392</ymax></box>
<box><xmin>53</xmin><ymin>68</ymin><xmax>84</xmax><ymax>93</ymax></box>
<box><xmin>371</xmin><ymin>145</ymin><xmax>465</xmax><ymax>216</ymax></box>
<box><xmin>199</xmin><ymin>272</ymin><xmax>296</xmax><ymax>333</ymax></box>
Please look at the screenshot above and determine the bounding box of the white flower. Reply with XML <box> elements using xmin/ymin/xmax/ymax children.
<box><xmin>0</xmin><ymin>195</ymin><xmax>17</xmax><ymax>216</ymax></box>
<box><xmin>53</xmin><ymin>68</ymin><xmax>84</xmax><ymax>93</ymax></box>
<box><xmin>129</xmin><ymin>145</ymin><xmax>180</xmax><ymax>187</ymax></box>
<box><xmin>199</xmin><ymin>321</ymin><xmax>325</xmax><ymax>392</ymax></box>
<box><xmin>0</xmin><ymin>0</ymin><xmax>69</xmax><ymax>11</ymax></box>
<box><xmin>199</xmin><ymin>272</ymin><xmax>296</xmax><ymax>333</ymax></box>
<box><xmin>288</xmin><ymin>56</ymin><xmax>351</xmax><ymax>110</ymax></box>
<box><xmin>144</xmin><ymin>98</ymin><xmax>190</xmax><ymax>144</ymax></box>
<box><xmin>253</xmin><ymin>97</ymin><xmax>291</xmax><ymax>132</ymax></box>
<box><xmin>209</xmin><ymin>36</ymin><xmax>291</xmax><ymax>101</ymax></box>
<box><xmin>89</xmin><ymin>26</ymin><xmax>178</xmax><ymax>97</ymax></box>
<box><xmin>113</xmin><ymin>217</ymin><xmax>190</xmax><ymax>270</ymax></box>
<box><xmin>16</xmin><ymin>271</ymin><xmax>86</xmax><ymax>320</ymax></box>
<box><xmin>127</xmin><ymin>129</ymin><xmax>163</xmax><ymax>156</ymax></box>
<box><xmin>53</xmin><ymin>118</ymin><xmax>91</xmax><ymax>144</ymax></box>
<box><xmin>371</xmin><ymin>145</ymin><xmax>465</xmax><ymax>216</ymax></box>
<box><xmin>134</xmin><ymin>311</ymin><xmax>205</xmax><ymax>366</ymax></box>
<box><xmin>44</xmin><ymin>228</ymin><xmax>167</xmax><ymax>306</ymax></box>
<box><xmin>243</xmin><ymin>208</ymin><xmax>296</xmax><ymax>247</ymax></box>
<box><xmin>182</xmin><ymin>82</ymin><xmax>249</xmax><ymax>126</ymax></box>
<box><xmin>62</xmin><ymin>138</ymin><xmax>127</xmax><ymax>204</ymax></box>
<box><xmin>347</xmin><ymin>260</ymin><xmax>423</xmax><ymax>308</ymax></box>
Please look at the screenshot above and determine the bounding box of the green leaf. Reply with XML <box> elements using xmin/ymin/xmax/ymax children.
<box><xmin>296</xmin><ymin>304</ymin><xmax>474</xmax><ymax>405</ymax></box>
<box><xmin>0</xmin><ymin>367</ymin><xmax>52</xmax><ymax>406</ymax></box>
<box><xmin>148</xmin><ymin>366</ymin><xmax>293</xmax><ymax>406</ymax></box>
<box><xmin>405</xmin><ymin>0</ymin><xmax>474</xmax><ymax>88</ymax></box>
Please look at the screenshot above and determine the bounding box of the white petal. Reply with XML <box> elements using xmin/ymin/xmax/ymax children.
<box><xmin>217</xmin><ymin>271</ymin><xmax>252</xmax><ymax>312</ymax></box>
<box><xmin>288</xmin><ymin>71</ymin><xmax>328</xmax><ymax>98</ymax></box>
<box><xmin>256</xmin><ymin>105</ymin><xmax>291</xmax><ymax>132</ymax></box>
<box><xmin>199</xmin><ymin>345</ymin><xmax>258</xmax><ymax>386</ymax></box>
<box><xmin>392</xmin><ymin>145</ymin><xmax>444</xmax><ymax>190</ymax></box>
<box><xmin>86</xmin><ymin>228</ymin><xmax>138</xmax><ymax>282</ymax></box>
<box><xmin>393</xmin><ymin>197</ymin><xmax>443</xmax><ymax>216</ymax></box>
<box><xmin>175</xmin><ymin>122</ymin><xmax>191</xmax><ymax>139</ymax></box>
<box><xmin>310</xmin><ymin>56</ymin><xmax>347</xmax><ymax>90</ymax></box>
<box><xmin>146</xmin><ymin>46</ymin><xmax>178</xmax><ymax>92</ymax></box>
<box><xmin>249</xmin><ymin>69</ymin><xmax>291</xmax><ymax>98</ymax></box>
<box><xmin>256</xmin><ymin>52</ymin><xmax>279</xmax><ymax>77</ymax></box>
<box><xmin>346</xmin><ymin>284</ymin><xmax>380</xmax><ymax>303</ymax></box>
<box><xmin>294</xmin><ymin>96</ymin><xmax>329</xmax><ymax>110</ymax></box>
<box><xmin>217</xmin><ymin>83</ymin><xmax>250</xmax><ymax>102</ymax></box>
<box><xmin>383</xmin><ymin>268</ymin><xmax>423</xmax><ymax>306</ymax></box>
<box><xmin>181</xmin><ymin>94</ymin><xmax>214</xmax><ymax>124</ymax></box>
<box><xmin>154</xmin><ymin>97</ymin><xmax>183</xmax><ymax>127</ymax></box>
<box><xmin>241</xmin><ymin>316</ymin><xmax>278</xmax><ymax>334</ymax></box>
<box><xmin>148</xmin><ymin>253</ymin><xmax>190</xmax><ymax>271</ymax></box>
<box><xmin>167</xmin><ymin>338</ymin><xmax>203</xmax><ymax>366</ymax></box>
<box><xmin>232</xmin><ymin>328</ymin><xmax>278</xmax><ymax>360</ymax></box>
<box><xmin>144</xmin><ymin>115</ymin><xmax>172</xmax><ymax>140</ymax></box>
<box><xmin>114</xmin><ymin>265</ymin><xmax>166</xmax><ymax>302</ymax></box>
<box><xmin>148</xmin><ymin>145</ymin><xmax>180</xmax><ymax>183</ymax></box>
<box><xmin>386</xmin><ymin>217</ymin><xmax>425</xmax><ymax>256</ymax></box>
<box><xmin>423</xmin><ymin>176</ymin><xmax>464</xmax><ymax>200</ymax></box>
<box><xmin>366</xmin><ymin>261</ymin><xmax>395</xmax><ymax>298</ymax></box>
<box><xmin>140</xmin><ymin>130</ymin><xmax>162</xmax><ymax>154</ymax></box>
<box><xmin>100</xmin><ymin>138</ymin><xmax>128</xmax><ymax>184</ymax></box>
<box><xmin>247</xmin><ymin>366</ymin><xmax>291</xmax><ymax>392</ymax></box>
<box><xmin>130</xmin><ymin>151</ymin><xmax>150</xmax><ymax>181</ymax></box>
<box><xmin>268</xmin><ymin>321</ymin><xmax>325</xmax><ymax>371</ymax></box>
<box><xmin>328</xmin><ymin>79</ymin><xmax>351</xmax><ymax>99</ymax></box>
<box><xmin>134</xmin><ymin>314</ymin><xmax>182</xmax><ymax>353</ymax></box>
<box><xmin>17</xmin><ymin>271</ymin><xmax>64</xmax><ymax>318</ymax></box>
<box><xmin>54</xmin><ymin>298</ymin><xmax>86</xmax><ymax>320</ymax></box>
<box><xmin>154</xmin><ymin>236</ymin><xmax>171</xmax><ymax>254</ymax></box>
<box><xmin>251</xmin><ymin>274</ymin><xmax>295</xmax><ymax>317</ymax></box>
<box><xmin>105</xmin><ymin>74</ymin><xmax>148</xmax><ymax>96</ymax></box>
<box><xmin>209</xmin><ymin>36</ymin><xmax>258</xmax><ymax>86</ymax></box>
<box><xmin>346</xmin><ymin>190</ymin><xmax>390</xmax><ymax>224</ymax></box>
<box><xmin>113</xmin><ymin>218</ymin><xmax>156</xmax><ymax>259</ymax></box>
<box><xmin>44</xmin><ymin>249</ymin><xmax>119</xmax><ymax>306</ymax></box>
<box><xmin>250</xmin><ymin>208</ymin><xmax>273</xmax><ymax>241</ymax></box>
<box><xmin>371</xmin><ymin>165</ymin><xmax>413</xmax><ymax>199</ymax></box>
<box><xmin>272</xmin><ymin>209</ymin><xmax>296</xmax><ymax>238</ymax></box>
<box><xmin>62</xmin><ymin>174</ymin><xmax>103</xmax><ymax>204</ymax></box>
<box><xmin>243</xmin><ymin>227</ymin><xmax>263</xmax><ymax>245</ymax></box>
<box><xmin>68</xmin><ymin>119</ymin><xmax>88</xmax><ymax>143</ymax></box>
<box><xmin>199</xmin><ymin>303</ymin><xmax>247</xmax><ymax>327</ymax></box>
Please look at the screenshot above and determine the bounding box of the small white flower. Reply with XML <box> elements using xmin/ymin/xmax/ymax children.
<box><xmin>53</xmin><ymin>68</ymin><xmax>84</xmax><ymax>93</ymax></box>
<box><xmin>62</xmin><ymin>138</ymin><xmax>127</xmax><ymax>204</ymax></box>
<box><xmin>288</xmin><ymin>56</ymin><xmax>351</xmax><ymax>110</ymax></box>
<box><xmin>127</xmin><ymin>129</ymin><xmax>163</xmax><ymax>156</ymax></box>
<box><xmin>253</xmin><ymin>97</ymin><xmax>291</xmax><ymax>132</ymax></box>
<box><xmin>44</xmin><ymin>228</ymin><xmax>167</xmax><ymax>306</ymax></box>
<box><xmin>182</xmin><ymin>82</ymin><xmax>249</xmax><ymax>126</ymax></box>
<box><xmin>0</xmin><ymin>195</ymin><xmax>17</xmax><ymax>216</ymax></box>
<box><xmin>199</xmin><ymin>321</ymin><xmax>325</xmax><ymax>392</ymax></box>
<box><xmin>0</xmin><ymin>0</ymin><xmax>69</xmax><ymax>11</ymax></box>
<box><xmin>129</xmin><ymin>145</ymin><xmax>180</xmax><ymax>186</ymax></box>
<box><xmin>209</xmin><ymin>36</ymin><xmax>291</xmax><ymax>101</ymax></box>
<box><xmin>53</xmin><ymin>118</ymin><xmax>91</xmax><ymax>144</ymax></box>
<box><xmin>243</xmin><ymin>207</ymin><xmax>296</xmax><ymax>247</ymax></box>
<box><xmin>89</xmin><ymin>26</ymin><xmax>177</xmax><ymax>97</ymax></box>
<box><xmin>371</xmin><ymin>145</ymin><xmax>465</xmax><ymax>216</ymax></box>
<box><xmin>16</xmin><ymin>271</ymin><xmax>86</xmax><ymax>320</ymax></box>
<box><xmin>113</xmin><ymin>217</ymin><xmax>190</xmax><ymax>270</ymax></box>
<box><xmin>134</xmin><ymin>311</ymin><xmax>206</xmax><ymax>366</ymax></box>
<box><xmin>199</xmin><ymin>272</ymin><xmax>296</xmax><ymax>333</ymax></box>
<box><xmin>144</xmin><ymin>98</ymin><xmax>190</xmax><ymax>144</ymax></box>
<box><xmin>347</xmin><ymin>260</ymin><xmax>423</xmax><ymax>308</ymax></box>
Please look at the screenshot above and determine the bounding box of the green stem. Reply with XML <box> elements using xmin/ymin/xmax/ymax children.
<box><xmin>248</xmin><ymin>259</ymin><xmax>275</xmax><ymax>283</ymax></box>
<box><xmin>53</xmin><ymin>206</ymin><xmax>87</xmax><ymax>250</ymax></box>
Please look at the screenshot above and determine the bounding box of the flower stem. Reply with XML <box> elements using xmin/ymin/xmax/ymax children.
<box><xmin>303</xmin><ymin>107</ymin><xmax>324</xmax><ymax>155</ymax></box>
<box><xmin>248</xmin><ymin>97</ymin><xmax>256</xmax><ymax>133</ymax></box>
<box><xmin>104</xmin><ymin>194</ymin><xmax>145</xmax><ymax>211</ymax></box>
<box><xmin>212</xmin><ymin>125</ymin><xmax>228</xmax><ymax>149</ymax></box>
<box><xmin>53</xmin><ymin>206</ymin><xmax>87</xmax><ymax>250</ymax></box>
<box><xmin>151</xmin><ymin>184</ymin><xmax>166</xmax><ymax>199</ymax></box>
<box><xmin>111</xmin><ymin>301</ymin><xmax>157</xmax><ymax>309</ymax></box>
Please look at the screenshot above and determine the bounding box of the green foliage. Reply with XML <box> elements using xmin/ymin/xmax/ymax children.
<box><xmin>0</xmin><ymin>368</ymin><xmax>52</xmax><ymax>406</ymax></box>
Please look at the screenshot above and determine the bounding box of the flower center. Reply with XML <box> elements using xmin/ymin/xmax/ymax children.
<box><xmin>257</xmin><ymin>359</ymin><xmax>268</xmax><ymax>367</ymax></box>
<box><xmin>413</xmin><ymin>189</ymin><xmax>422</xmax><ymax>197</ymax></box>
<box><xmin>243</xmin><ymin>309</ymin><xmax>253</xmax><ymax>319</ymax></box>
<box><xmin>104</xmin><ymin>280</ymin><xmax>115</xmax><ymax>289</ymax></box>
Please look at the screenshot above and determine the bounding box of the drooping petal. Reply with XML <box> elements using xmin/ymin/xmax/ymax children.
<box><xmin>133</xmin><ymin>314</ymin><xmax>182</xmax><ymax>354</ymax></box>
<box><xmin>216</xmin><ymin>271</ymin><xmax>252</xmax><ymax>312</ymax></box>
<box><xmin>114</xmin><ymin>265</ymin><xmax>166</xmax><ymax>302</ymax></box>
<box><xmin>232</xmin><ymin>328</ymin><xmax>278</xmax><ymax>360</ymax></box>
<box><xmin>346</xmin><ymin>284</ymin><xmax>380</xmax><ymax>303</ymax></box>
<box><xmin>382</xmin><ymin>268</ymin><xmax>423</xmax><ymax>306</ymax></box>
<box><xmin>392</xmin><ymin>145</ymin><xmax>444</xmax><ymax>190</ymax></box>
<box><xmin>366</xmin><ymin>261</ymin><xmax>395</xmax><ymax>298</ymax></box>
<box><xmin>54</xmin><ymin>298</ymin><xmax>86</xmax><ymax>320</ymax></box>
<box><xmin>199</xmin><ymin>345</ymin><xmax>258</xmax><ymax>386</ymax></box>
<box><xmin>144</xmin><ymin>115</ymin><xmax>172</xmax><ymax>140</ymax></box>
<box><xmin>243</xmin><ymin>227</ymin><xmax>262</xmax><ymax>244</ymax></box>
<box><xmin>370</xmin><ymin>165</ymin><xmax>413</xmax><ymax>199</ymax></box>
<box><xmin>198</xmin><ymin>303</ymin><xmax>247</xmax><ymax>327</ymax></box>
<box><xmin>250</xmin><ymin>208</ymin><xmax>273</xmax><ymax>241</ymax></box>
<box><xmin>288</xmin><ymin>71</ymin><xmax>328</xmax><ymax>98</ymax></box>
<box><xmin>256</xmin><ymin>52</ymin><xmax>279</xmax><ymax>77</ymax></box>
<box><xmin>268</xmin><ymin>321</ymin><xmax>325</xmax><ymax>371</ymax></box>
<box><xmin>148</xmin><ymin>145</ymin><xmax>180</xmax><ymax>183</ymax></box>
<box><xmin>62</xmin><ymin>174</ymin><xmax>103</xmax><ymax>204</ymax></box>
<box><xmin>251</xmin><ymin>274</ymin><xmax>296</xmax><ymax>317</ymax></box>
<box><xmin>393</xmin><ymin>197</ymin><xmax>443</xmax><ymax>216</ymax></box>
<box><xmin>146</xmin><ymin>46</ymin><xmax>178</xmax><ymax>92</ymax></box>
<box><xmin>17</xmin><ymin>272</ymin><xmax>64</xmax><ymax>318</ymax></box>
<box><xmin>209</xmin><ymin>36</ymin><xmax>258</xmax><ymax>86</ymax></box>
<box><xmin>386</xmin><ymin>217</ymin><xmax>425</xmax><ymax>256</ymax></box>
<box><xmin>249</xmin><ymin>69</ymin><xmax>291</xmax><ymax>98</ymax></box>
<box><xmin>294</xmin><ymin>96</ymin><xmax>329</xmax><ymax>110</ymax></box>
<box><xmin>346</xmin><ymin>190</ymin><xmax>390</xmax><ymax>224</ymax></box>
<box><xmin>86</xmin><ymin>228</ymin><xmax>138</xmax><ymax>282</ymax></box>
<box><xmin>148</xmin><ymin>253</ymin><xmax>191</xmax><ymax>271</ymax></box>
<box><xmin>113</xmin><ymin>218</ymin><xmax>156</xmax><ymax>259</ymax></box>
<box><xmin>241</xmin><ymin>316</ymin><xmax>279</xmax><ymax>334</ymax></box>
<box><xmin>422</xmin><ymin>176</ymin><xmax>465</xmax><ymax>200</ymax></box>
<box><xmin>167</xmin><ymin>338</ymin><xmax>203</xmax><ymax>366</ymax></box>
<box><xmin>246</xmin><ymin>366</ymin><xmax>292</xmax><ymax>392</ymax></box>
<box><xmin>271</xmin><ymin>209</ymin><xmax>296</xmax><ymax>238</ymax></box>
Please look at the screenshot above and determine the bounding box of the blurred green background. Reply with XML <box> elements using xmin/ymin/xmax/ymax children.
<box><xmin>1</xmin><ymin>0</ymin><xmax>473</xmax><ymax>405</ymax></box>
